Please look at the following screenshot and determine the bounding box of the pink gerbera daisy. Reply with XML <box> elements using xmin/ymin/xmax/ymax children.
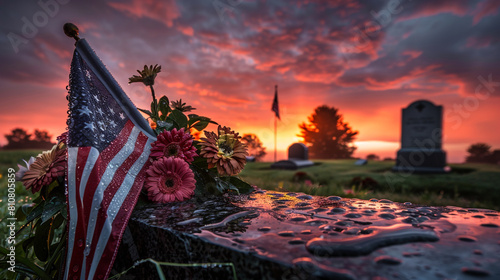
<box><xmin>150</xmin><ymin>128</ymin><xmax>197</xmax><ymax>163</ymax></box>
<box><xmin>144</xmin><ymin>157</ymin><xmax>196</xmax><ymax>203</ymax></box>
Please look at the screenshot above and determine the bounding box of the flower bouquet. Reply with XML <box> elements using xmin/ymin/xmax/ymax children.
<box><xmin>129</xmin><ymin>64</ymin><xmax>252</xmax><ymax>202</ymax></box>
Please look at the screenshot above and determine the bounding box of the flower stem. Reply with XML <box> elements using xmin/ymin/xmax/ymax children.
<box><xmin>150</xmin><ymin>85</ymin><xmax>156</xmax><ymax>102</ymax></box>
<box><xmin>150</xmin><ymin>85</ymin><xmax>159</xmax><ymax>121</ymax></box>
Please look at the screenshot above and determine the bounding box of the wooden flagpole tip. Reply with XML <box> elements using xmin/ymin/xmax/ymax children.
<box><xmin>64</xmin><ymin>23</ymin><xmax>80</xmax><ymax>41</ymax></box>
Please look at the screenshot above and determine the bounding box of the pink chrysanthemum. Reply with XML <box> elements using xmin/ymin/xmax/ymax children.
<box><xmin>150</xmin><ymin>128</ymin><xmax>197</xmax><ymax>163</ymax></box>
<box><xmin>22</xmin><ymin>145</ymin><xmax>66</xmax><ymax>194</ymax></box>
<box><xmin>144</xmin><ymin>157</ymin><xmax>196</xmax><ymax>203</ymax></box>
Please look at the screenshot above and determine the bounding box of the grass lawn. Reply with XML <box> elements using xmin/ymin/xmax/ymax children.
<box><xmin>238</xmin><ymin>159</ymin><xmax>500</xmax><ymax>211</ymax></box>
<box><xmin>1</xmin><ymin>151</ymin><xmax>499</xmax><ymax>228</ymax></box>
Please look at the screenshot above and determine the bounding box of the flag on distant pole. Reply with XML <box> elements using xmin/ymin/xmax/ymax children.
<box><xmin>271</xmin><ymin>85</ymin><xmax>280</xmax><ymax>120</ymax></box>
<box><xmin>64</xmin><ymin>38</ymin><xmax>156</xmax><ymax>280</ymax></box>
<box><xmin>271</xmin><ymin>85</ymin><xmax>280</xmax><ymax>162</ymax></box>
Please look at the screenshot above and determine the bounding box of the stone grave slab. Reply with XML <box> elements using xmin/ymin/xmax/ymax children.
<box><xmin>113</xmin><ymin>191</ymin><xmax>500</xmax><ymax>279</ymax></box>
<box><xmin>272</xmin><ymin>143</ymin><xmax>314</xmax><ymax>170</ymax></box>
<box><xmin>393</xmin><ymin>100</ymin><xmax>449</xmax><ymax>173</ymax></box>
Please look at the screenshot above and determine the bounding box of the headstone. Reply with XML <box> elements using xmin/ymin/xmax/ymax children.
<box><xmin>114</xmin><ymin>191</ymin><xmax>500</xmax><ymax>279</ymax></box>
<box><xmin>245</xmin><ymin>156</ymin><xmax>256</xmax><ymax>162</ymax></box>
<box><xmin>393</xmin><ymin>100</ymin><xmax>449</xmax><ymax>173</ymax></box>
<box><xmin>288</xmin><ymin>143</ymin><xmax>308</xmax><ymax>160</ymax></box>
<box><xmin>354</xmin><ymin>159</ymin><xmax>367</xmax><ymax>166</ymax></box>
<box><xmin>271</xmin><ymin>143</ymin><xmax>314</xmax><ymax>169</ymax></box>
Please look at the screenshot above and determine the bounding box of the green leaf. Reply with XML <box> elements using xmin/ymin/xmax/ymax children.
<box><xmin>26</xmin><ymin>201</ymin><xmax>45</xmax><ymax>224</ymax></box>
<box><xmin>41</xmin><ymin>195</ymin><xmax>65</xmax><ymax>224</ymax></box>
<box><xmin>138</xmin><ymin>108</ymin><xmax>153</xmax><ymax>118</ymax></box>
<box><xmin>158</xmin><ymin>96</ymin><xmax>170</xmax><ymax>117</ymax></box>
<box><xmin>46</xmin><ymin>179</ymin><xmax>59</xmax><ymax>194</ymax></box>
<box><xmin>215</xmin><ymin>177</ymin><xmax>239</xmax><ymax>194</ymax></box>
<box><xmin>192</xmin><ymin>120</ymin><xmax>210</xmax><ymax>131</ymax></box>
<box><xmin>157</xmin><ymin>119</ymin><xmax>174</xmax><ymax>131</ymax></box>
<box><xmin>20</xmin><ymin>236</ymin><xmax>35</xmax><ymax>254</ymax></box>
<box><xmin>227</xmin><ymin>177</ymin><xmax>254</xmax><ymax>194</ymax></box>
<box><xmin>34</xmin><ymin>219</ymin><xmax>51</xmax><ymax>262</ymax></box>
<box><xmin>191</xmin><ymin>165</ymin><xmax>217</xmax><ymax>196</ymax></box>
<box><xmin>33</xmin><ymin>195</ymin><xmax>43</xmax><ymax>204</ymax></box>
<box><xmin>60</xmin><ymin>206</ymin><xmax>68</xmax><ymax>220</ymax></box>
<box><xmin>168</xmin><ymin>109</ymin><xmax>188</xmax><ymax>129</ymax></box>
<box><xmin>15</xmin><ymin>204</ymin><xmax>32</xmax><ymax>221</ymax></box>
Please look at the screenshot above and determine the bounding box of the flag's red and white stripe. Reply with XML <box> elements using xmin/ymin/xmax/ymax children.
<box><xmin>65</xmin><ymin>121</ymin><xmax>153</xmax><ymax>279</ymax></box>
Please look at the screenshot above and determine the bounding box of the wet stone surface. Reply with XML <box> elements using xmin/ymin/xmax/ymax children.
<box><xmin>114</xmin><ymin>191</ymin><xmax>500</xmax><ymax>280</ymax></box>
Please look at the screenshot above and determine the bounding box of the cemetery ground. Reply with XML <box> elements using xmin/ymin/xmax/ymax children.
<box><xmin>1</xmin><ymin>149</ymin><xmax>500</xmax><ymax>243</ymax></box>
<box><xmin>239</xmin><ymin>159</ymin><xmax>500</xmax><ymax>211</ymax></box>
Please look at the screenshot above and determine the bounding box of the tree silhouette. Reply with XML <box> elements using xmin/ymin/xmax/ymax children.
<box><xmin>33</xmin><ymin>129</ymin><xmax>52</xmax><ymax>142</ymax></box>
<box><xmin>298</xmin><ymin>105</ymin><xmax>358</xmax><ymax>159</ymax></box>
<box><xmin>366</xmin><ymin>154</ymin><xmax>380</xmax><ymax>161</ymax></box>
<box><xmin>466</xmin><ymin>143</ymin><xmax>492</xmax><ymax>163</ymax></box>
<box><xmin>4</xmin><ymin>128</ymin><xmax>54</xmax><ymax>150</ymax></box>
<box><xmin>241</xmin><ymin>133</ymin><xmax>266</xmax><ymax>161</ymax></box>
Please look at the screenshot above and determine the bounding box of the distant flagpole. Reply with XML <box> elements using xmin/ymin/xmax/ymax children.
<box><xmin>271</xmin><ymin>85</ymin><xmax>280</xmax><ymax>162</ymax></box>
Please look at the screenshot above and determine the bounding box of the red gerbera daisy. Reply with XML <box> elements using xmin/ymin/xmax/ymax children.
<box><xmin>150</xmin><ymin>128</ymin><xmax>197</xmax><ymax>163</ymax></box>
<box><xmin>144</xmin><ymin>157</ymin><xmax>196</xmax><ymax>203</ymax></box>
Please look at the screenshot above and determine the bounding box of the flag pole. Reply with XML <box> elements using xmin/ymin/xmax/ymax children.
<box><xmin>274</xmin><ymin>114</ymin><xmax>277</xmax><ymax>162</ymax></box>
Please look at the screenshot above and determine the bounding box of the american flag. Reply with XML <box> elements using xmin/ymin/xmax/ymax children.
<box><xmin>64</xmin><ymin>39</ymin><xmax>156</xmax><ymax>280</ymax></box>
<box><xmin>271</xmin><ymin>84</ymin><xmax>280</xmax><ymax>120</ymax></box>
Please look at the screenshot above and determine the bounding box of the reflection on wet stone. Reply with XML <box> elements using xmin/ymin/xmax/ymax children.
<box><xmin>114</xmin><ymin>191</ymin><xmax>500</xmax><ymax>279</ymax></box>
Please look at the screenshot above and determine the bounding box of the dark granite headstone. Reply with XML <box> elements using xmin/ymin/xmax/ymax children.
<box><xmin>354</xmin><ymin>159</ymin><xmax>367</xmax><ymax>166</ymax></box>
<box><xmin>393</xmin><ymin>100</ymin><xmax>449</xmax><ymax>173</ymax></box>
<box><xmin>288</xmin><ymin>143</ymin><xmax>308</xmax><ymax>160</ymax></box>
<box><xmin>271</xmin><ymin>143</ymin><xmax>314</xmax><ymax>170</ymax></box>
<box><xmin>113</xmin><ymin>192</ymin><xmax>500</xmax><ymax>279</ymax></box>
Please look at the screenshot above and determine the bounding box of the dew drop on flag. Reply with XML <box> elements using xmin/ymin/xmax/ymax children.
<box><xmin>64</xmin><ymin>38</ymin><xmax>156</xmax><ymax>280</ymax></box>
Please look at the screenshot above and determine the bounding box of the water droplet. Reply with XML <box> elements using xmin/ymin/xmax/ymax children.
<box><xmin>375</xmin><ymin>255</ymin><xmax>402</xmax><ymax>265</ymax></box>
<box><xmin>461</xmin><ymin>267</ymin><xmax>490</xmax><ymax>277</ymax></box>
<box><xmin>288</xmin><ymin>238</ymin><xmax>305</xmax><ymax>245</ymax></box>
<box><xmin>480</xmin><ymin>223</ymin><xmax>499</xmax><ymax>228</ymax></box>
<box><xmin>344</xmin><ymin>213</ymin><xmax>362</xmax><ymax>219</ymax></box>
<box><xmin>458</xmin><ymin>236</ymin><xmax>477</xmax><ymax>242</ymax></box>
<box><xmin>77</xmin><ymin>239</ymin><xmax>84</xmax><ymax>247</ymax></box>
<box><xmin>379</xmin><ymin>213</ymin><xmax>396</xmax><ymax>220</ymax></box>
<box><xmin>304</xmin><ymin>219</ymin><xmax>328</xmax><ymax>226</ymax></box>
<box><xmin>84</xmin><ymin>243</ymin><xmax>91</xmax><ymax>256</ymax></box>
<box><xmin>278</xmin><ymin>231</ymin><xmax>295</xmax><ymax>237</ymax></box>
<box><xmin>329</xmin><ymin>208</ymin><xmax>346</xmax><ymax>214</ymax></box>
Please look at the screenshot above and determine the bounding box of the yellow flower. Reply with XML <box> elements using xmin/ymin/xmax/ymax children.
<box><xmin>199</xmin><ymin>126</ymin><xmax>248</xmax><ymax>176</ymax></box>
<box><xmin>128</xmin><ymin>64</ymin><xmax>161</xmax><ymax>86</ymax></box>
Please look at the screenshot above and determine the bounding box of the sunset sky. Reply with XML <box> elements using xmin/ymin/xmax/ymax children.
<box><xmin>1</xmin><ymin>0</ymin><xmax>499</xmax><ymax>162</ymax></box>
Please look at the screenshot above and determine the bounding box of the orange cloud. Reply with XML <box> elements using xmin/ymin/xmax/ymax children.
<box><xmin>108</xmin><ymin>0</ymin><xmax>180</xmax><ymax>27</ymax></box>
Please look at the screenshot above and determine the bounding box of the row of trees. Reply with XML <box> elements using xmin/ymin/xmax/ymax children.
<box><xmin>3</xmin><ymin>128</ymin><xmax>55</xmax><ymax>150</ymax></box>
<box><xmin>2</xmin><ymin>105</ymin><xmax>354</xmax><ymax>160</ymax></box>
